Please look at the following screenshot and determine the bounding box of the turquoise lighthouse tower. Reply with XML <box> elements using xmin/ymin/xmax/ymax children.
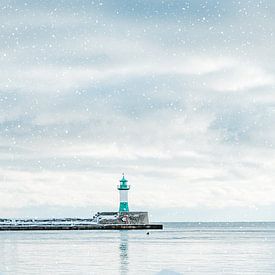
<box><xmin>117</xmin><ymin>174</ymin><xmax>130</xmax><ymax>212</ymax></box>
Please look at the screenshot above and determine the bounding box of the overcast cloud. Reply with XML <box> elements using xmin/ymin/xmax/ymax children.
<box><xmin>0</xmin><ymin>0</ymin><xmax>275</xmax><ymax>221</ymax></box>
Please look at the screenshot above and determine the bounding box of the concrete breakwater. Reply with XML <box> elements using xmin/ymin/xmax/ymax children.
<box><xmin>0</xmin><ymin>223</ymin><xmax>163</xmax><ymax>231</ymax></box>
<box><xmin>0</xmin><ymin>216</ymin><xmax>163</xmax><ymax>231</ymax></box>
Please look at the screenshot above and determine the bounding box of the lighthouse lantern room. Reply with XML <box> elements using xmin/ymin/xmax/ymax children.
<box><xmin>117</xmin><ymin>174</ymin><xmax>130</xmax><ymax>212</ymax></box>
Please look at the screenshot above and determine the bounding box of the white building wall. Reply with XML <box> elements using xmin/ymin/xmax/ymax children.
<box><xmin>119</xmin><ymin>190</ymin><xmax>128</xmax><ymax>202</ymax></box>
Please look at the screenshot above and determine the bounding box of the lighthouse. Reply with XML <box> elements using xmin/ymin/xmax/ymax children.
<box><xmin>117</xmin><ymin>174</ymin><xmax>130</xmax><ymax>212</ymax></box>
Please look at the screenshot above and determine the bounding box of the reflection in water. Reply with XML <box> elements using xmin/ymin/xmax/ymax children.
<box><xmin>0</xmin><ymin>224</ymin><xmax>274</xmax><ymax>274</ymax></box>
<box><xmin>119</xmin><ymin>231</ymin><xmax>129</xmax><ymax>275</ymax></box>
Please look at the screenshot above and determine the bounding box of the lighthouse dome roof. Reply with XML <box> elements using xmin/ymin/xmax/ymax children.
<box><xmin>120</xmin><ymin>174</ymin><xmax>128</xmax><ymax>183</ymax></box>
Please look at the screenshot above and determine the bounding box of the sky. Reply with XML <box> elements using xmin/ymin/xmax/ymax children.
<box><xmin>0</xmin><ymin>0</ymin><xmax>275</xmax><ymax>221</ymax></box>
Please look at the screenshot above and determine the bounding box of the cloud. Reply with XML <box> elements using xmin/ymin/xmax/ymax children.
<box><xmin>208</xmin><ymin>63</ymin><xmax>274</xmax><ymax>92</ymax></box>
<box><xmin>0</xmin><ymin>54</ymin><xmax>245</xmax><ymax>94</ymax></box>
<box><xmin>0</xmin><ymin>0</ymin><xmax>275</xmax><ymax>220</ymax></box>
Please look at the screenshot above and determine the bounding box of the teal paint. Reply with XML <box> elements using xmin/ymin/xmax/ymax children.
<box><xmin>119</xmin><ymin>202</ymin><xmax>129</xmax><ymax>212</ymax></box>
<box><xmin>117</xmin><ymin>174</ymin><xmax>130</xmax><ymax>190</ymax></box>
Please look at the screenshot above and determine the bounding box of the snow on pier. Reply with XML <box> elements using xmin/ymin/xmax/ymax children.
<box><xmin>0</xmin><ymin>218</ymin><xmax>162</xmax><ymax>231</ymax></box>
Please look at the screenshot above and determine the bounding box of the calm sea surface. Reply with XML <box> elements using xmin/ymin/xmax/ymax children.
<box><xmin>0</xmin><ymin>222</ymin><xmax>274</xmax><ymax>274</ymax></box>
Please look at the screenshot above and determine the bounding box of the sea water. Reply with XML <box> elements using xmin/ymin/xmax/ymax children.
<box><xmin>0</xmin><ymin>222</ymin><xmax>274</xmax><ymax>274</ymax></box>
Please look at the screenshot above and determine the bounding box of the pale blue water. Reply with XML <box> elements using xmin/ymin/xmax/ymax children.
<box><xmin>0</xmin><ymin>222</ymin><xmax>274</xmax><ymax>274</ymax></box>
